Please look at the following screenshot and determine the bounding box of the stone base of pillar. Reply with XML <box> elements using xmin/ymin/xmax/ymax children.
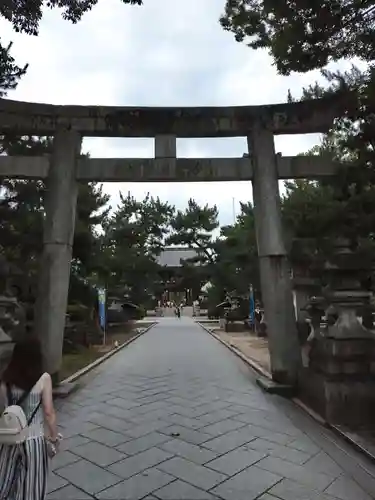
<box><xmin>259</xmin><ymin>255</ymin><xmax>301</xmax><ymax>386</ymax></box>
<box><xmin>300</xmin><ymin>337</ymin><xmax>375</xmax><ymax>426</ymax></box>
<box><xmin>51</xmin><ymin>372</ymin><xmax>60</xmax><ymax>387</ymax></box>
<box><xmin>35</xmin><ymin>243</ymin><xmax>73</xmax><ymax>375</ymax></box>
<box><xmin>256</xmin><ymin>376</ymin><xmax>297</xmax><ymax>398</ymax></box>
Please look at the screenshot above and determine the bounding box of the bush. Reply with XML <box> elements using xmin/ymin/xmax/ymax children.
<box><xmin>208</xmin><ymin>307</ymin><xmax>219</xmax><ymax>319</ymax></box>
<box><xmin>66</xmin><ymin>304</ymin><xmax>90</xmax><ymax>322</ymax></box>
<box><xmin>136</xmin><ymin>305</ymin><xmax>146</xmax><ymax>320</ymax></box>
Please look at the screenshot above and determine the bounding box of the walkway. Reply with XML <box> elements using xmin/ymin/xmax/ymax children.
<box><xmin>49</xmin><ymin>318</ymin><xmax>375</xmax><ymax>499</ymax></box>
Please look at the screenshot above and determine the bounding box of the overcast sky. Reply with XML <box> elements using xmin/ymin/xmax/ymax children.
<box><xmin>0</xmin><ymin>0</ymin><xmax>344</xmax><ymax>226</ymax></box>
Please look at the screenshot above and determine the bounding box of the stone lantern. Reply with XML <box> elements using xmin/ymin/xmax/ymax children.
<box><xmin>301</xmin><ymin>238</ymin><xmax>375</xmax><ymax>426</ymax></box>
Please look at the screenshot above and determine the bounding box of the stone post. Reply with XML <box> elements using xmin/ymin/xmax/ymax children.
<box><xmin>155</xmin><ymin>135</ymin><xmax>176</xmax><ymax>158</ymax></box>
<box><xmin>155</xmin><ymin>134</ymin><xmax>176</xmax><ymax>178</ymax></box>
<box><xmin>34</xmin><ymin>129</ymin><xmax>82</xmax><ymax>378</ymax></box>
<box><xmin>247</xmin><ymin>127</ymin><xmax>301</xmax><ymax>385</ymax></box>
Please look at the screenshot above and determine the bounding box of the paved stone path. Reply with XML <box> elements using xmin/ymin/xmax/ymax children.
<box><xmin>49</xmin><ymin>318</ymin><xmax>375</xmax><ymax>500</ymax></box>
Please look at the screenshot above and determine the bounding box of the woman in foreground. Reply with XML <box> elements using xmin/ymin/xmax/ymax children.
<box><xmin>0</xmin><ymin>338</ymin><xmax>59</xmax><ymax>500</ymax></box>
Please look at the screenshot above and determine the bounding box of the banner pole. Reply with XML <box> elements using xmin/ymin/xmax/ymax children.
<box><xmin>103</xmin><ymin>288</ymin><xmax>106</xmax><ymax>346</ymax></box>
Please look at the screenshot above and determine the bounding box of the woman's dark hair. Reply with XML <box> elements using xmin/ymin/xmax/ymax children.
<box><xmin>2</xmin><ymin>337</ymin><xmax>44</xmax><ymax>391</ymax></box>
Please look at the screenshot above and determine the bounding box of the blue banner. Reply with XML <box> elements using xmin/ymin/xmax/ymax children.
<box><xmin>249</xmin><ymin>284</ymin><xmax>255</xmax><ymax>324</ymax></box>
<box><xmin>98</xmin><ymin>288</ymin><xmax>106</xmax><ymax>330</ymax></box>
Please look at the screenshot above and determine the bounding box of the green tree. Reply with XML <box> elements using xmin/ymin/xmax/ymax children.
<box><xmin>166</xmin><ymin>199</ymin><xmax>219</xmax><ymax>298</ymax></box>
<box><xmin>73</xmin><ymin>182</ymin><xmax>110</xmax><ymax>277</ymax></box>
<box><xmin>167</xmin><ymin>198</ymin><xmax>219</xmax><ymax>265</ymax></box>
<box><xmin>0</xmin><ymin>136</ymin><xmax>52</xmax><ymax>276</ymax></box>
<box><xmin>280</xmin><ymin>74</ymin><xmax>375</xmax><ymax>277</ymax></box>
<box><xmin>0</xmin><ymin>178</ymin><xmax>44</xmax><ymax>276</ymax></box>
<box><xmin>220</xmin><ymin>0</ymin><xmax>375</xmax><ymax>75</ymax></box>
<box><xmin>68</xmin><ymin>182</ymin><xmax>111</xmax><ymax>306</ymax></box>
<box><xmin>1</xmin><ymin>1</ymin><xmax>142</xmax><ymax>35</ymax></box>
<box><xmin>214</xmin><ymin>202</ymin><xmax>259</xmax><ymax>297</ymax></box>
<box><xmin>221</xmin><ymin>0</ymin><xmax>375</xmax><ymax>266</ymax></box>
<box><xmin>280</xmin><ymin>180</ymin><xmax>338</xmax><ymax>276</ymax></box>
<box><xmin>0</xmin><ymin>135</ymin><xmax>111</xmax><ymax>305</ymax></box>
<box><xmin>99</xmin><ymin>192</ymin><xmax>174</xmax><ymax>305</ymax></box>
<box><xmin>282</xmin><ymin>180</ymin><xmax>338</xmax><ymax>241</ymax></box>
<box><xmin>0</xmin><ymin>40</ymin><xmax>27</xmax><ymax>96</ymax></box>
<box><xmin>292</xmin><ymin>66</ymin><xmax>375</xmax><ymax>242</ymax></box>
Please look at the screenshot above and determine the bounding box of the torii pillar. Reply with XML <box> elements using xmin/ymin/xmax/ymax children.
<box><xmin>248</xmin><ymin>125</ymin><xmax>301</xmax><ymax>386</ymax></box>
<box><xmin>34</xmin><ymin>128</ymin><xmax>81</xmax><ymax>379</ymax></box>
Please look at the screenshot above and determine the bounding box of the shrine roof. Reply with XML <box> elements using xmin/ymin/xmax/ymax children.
<box><xmin>157</xmin><ymin>247</ymin><xmax>199</xmax><ymax>267</ymax></box>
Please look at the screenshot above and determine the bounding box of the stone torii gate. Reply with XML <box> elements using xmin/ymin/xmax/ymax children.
<box><xmin>0</xmin><ymin>97</ymin><xmax>342</xmax><ymax>385</ymax></box>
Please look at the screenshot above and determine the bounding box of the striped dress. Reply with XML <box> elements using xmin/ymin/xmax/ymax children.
<box><xmin>0</xmin><ymin>374</ymin><xmax>49</xmax><ymax>500</ymax></box>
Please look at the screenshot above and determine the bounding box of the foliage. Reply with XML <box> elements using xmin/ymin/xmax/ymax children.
<box><xmin>98</xmin><ymin>192</ymin><xmax>174</xmax><ymax>305</ymax></box>
<box><xmin>205</xmin><ymin>282</ymin><xmax>227</xmax><ymax>312</ymax></box>
<box><xmin>0</xmin><ymin>40</ymin><xmax>27</xmax><ymax>96</ymax></box>
<box><xmin>214</xmin><ymin>202</ymin><xmax>259</xmax><ymax>297</ymax></box>
<box><xmin>0</xmin><ymin>178</ymin><xmax>44</xmax><ymax>274</ymax></box>
<box><xmin>163</xmin><ymin>199</ymin><xmax>260</xmax><ymax>304</ymax></box>
<box><xmin>282</xmin><ymin>180</ymin><xmax>338</xmax><ymax>241</ymax></box>
<box><xmin>168</xmin><ymin>198</ymin><xmax>219</xmax><ymax>265</ymax></box>
<box><xmin>1</xmin><ymin>0</ymin><xmax>143</xmax><ymax>36</ymax></box>
<box><xmin>0</xmin><ymin>138</ymin><xmax>50</xmax><ymax>273</ymax></box>
<box><xmin>280</xmin><ymin>180</ymin><xmax>337</xmax><ymax>273</ymax></box>
<box><xmin>73</xmin><ymin>182</ymin><xmax>110</xmax><ymax>276</ymax></box>
<box><xmin>220</xmin><ymin>0</ymin><xmax>375</xmax><ymax>276</ymax></box>
<box><xmin>166</xmin><ymin>199</ymin><xmax>219</xmax><ymax>299</ymax></box>
<box><xmin>290</xmin><ymin>64</ymin><xmax>375</xmax><ymax>239</ymax></box>
<box><xmin>0</xmin><ymin>135</ymin><xmax>110</xmax><ymax>305</ymax></box>
<box><xmin>280</xmin><ymin>66</ymin><xmax>375</xmax><ymax>278</ymax></box>
<box><xmin>220</xmin><ymin>0</ymin><xmax>375</xmax><ymax>75</ymax></box>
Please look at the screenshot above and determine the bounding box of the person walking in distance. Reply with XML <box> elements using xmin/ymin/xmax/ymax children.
<box><xmin>176</xmin><ymin>304</ymin><xmax>181</xmax><ymax>319</ymax></box>
<box><xmin>0</xmin><ymin>338</ymin><xmax>61</xmax><ymax>500</ymax></box>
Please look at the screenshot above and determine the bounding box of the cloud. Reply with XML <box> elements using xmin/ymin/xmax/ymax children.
<box><xmin>0</xmin><ymin>0</ymin><xmax>340</xmax><ymax>225</ymax></box>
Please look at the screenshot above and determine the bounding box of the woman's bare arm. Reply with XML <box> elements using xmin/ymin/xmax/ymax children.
<box><xmin>42</xmin><ymin>373</ymin><xmax>58</xmax><ymax>441</ymax></box>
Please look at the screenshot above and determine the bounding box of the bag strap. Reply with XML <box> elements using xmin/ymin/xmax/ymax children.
<box><xmin>27</xmin><ymin>398</ymin><xmax>42</xmax><ymax>426</ymax></box>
